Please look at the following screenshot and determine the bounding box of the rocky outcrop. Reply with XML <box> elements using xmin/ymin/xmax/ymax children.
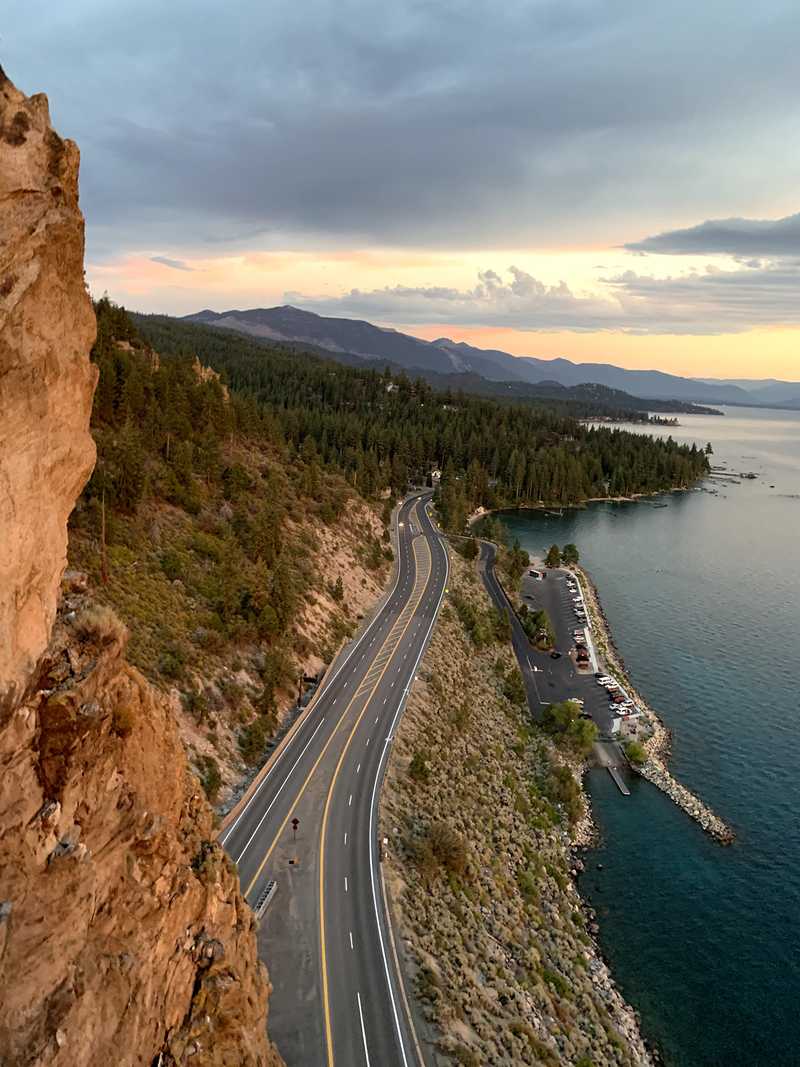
<box><xmin>0</xmin><ymin>71</ymin><xmax>280</xmax><ymax>1066</ymax></box>
<box><xmin>0</xmin><ymin>67</ymin><xmax>98</xmax><ymax>712</ymax></box>
<box><xmin>0</xmin><ymin>596</ymin><xmax>279</xmax><ymax>1065</ymax></box>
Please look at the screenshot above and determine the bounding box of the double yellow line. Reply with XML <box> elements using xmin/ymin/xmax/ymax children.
<box><xmin>319</xmin><ymin>531</ymin><xmax>434</xmax><ymax>1066</ymax></box>
<box><xmin>242</xmin><ymin>499</ymin><xmax>427</xmax><ymax>899</ymax></box>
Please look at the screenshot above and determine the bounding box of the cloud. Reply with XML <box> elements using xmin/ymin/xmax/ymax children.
<box><xmin>4</xmin><ymin>1</ymin><xmax>800</xmax><ymax>257</ymax></box>
<box><xmin>150</xmin><ymin>255</ymin><xmax>194</xmax><ymax>271</ymax></box>
<box><xmin>625</xmin><ymin>213</ymin><xmax>800</xmax><ymax>257</ymax></box>
<box><xmin>286</xmin><ymin>267</ymin><xmax>620</xmax><ymax>332</ymax></box>
<box><xmin>290</xmin><ymin>260</ymin><xmax>800</xmax><ymax>336</ymax></box>
<box><xmin>603</xmin><ymin>261</ymin><xmax>800</xmax><ymax>333</ymax></box>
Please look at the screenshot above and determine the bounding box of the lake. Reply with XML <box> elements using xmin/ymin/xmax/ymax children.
<box><xmin>498</xmin><ymin>406</ymin><xmax>800</xmax><ymax>1066</ymax></box>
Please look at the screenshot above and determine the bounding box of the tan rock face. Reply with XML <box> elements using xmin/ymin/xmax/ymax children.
<box><xmin>0</xmin><ymin>67</ymin><xmax>97</xmax><ymax>711</ymax></box>
<box><xmin>0</xmin><ymin>602</ymin><xmax>280</xmax><ymax>1066</ymax></box>
<box><xmin>0</xmin><ymin>71</ymin><xmax>281</xmax><ymax>1066</ymax></box>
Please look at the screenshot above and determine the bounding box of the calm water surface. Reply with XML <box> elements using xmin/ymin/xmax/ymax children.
<box><xmin>500</xmin><ymin>407</ymin><xmax>800</xmax><ymax>1066</ymax></box>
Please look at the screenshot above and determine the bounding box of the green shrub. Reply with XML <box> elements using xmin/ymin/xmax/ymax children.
<box><xmin>238</xmin><ymin>715</ymin><xmax>273</xmax><ymax>765</ymax></box>
<box><xmin>625</xmin><ymin>740</ymin><xmax>647</xmax><ymax>764</ymax></box>
<box><xmin>408</xmin><ymin>749</ymin><xmax>429</xmax><ymax>782</ymax></box>
<box><xmin>542</xmin><ymin>966</ymin><xmax>570</xmax><ymax>997</ymax></box>
<box><xmin>503</xmin><ymin>668</ymin><xmax>526</xmax><ymax>706</ymax></box>
<box><xmin>417</xmin><ymin>822</ymin><xmax>468</xmax><ymax>879</ymax></box>
<box><xmin>160</xmin><ymin>550</ymin><xmax>183</xmax><ymax>581</ymax></box>
<box><xmin>197</xmin><ymin>754</ymin><xmax>222</xmax><ymax>802</ymax></box>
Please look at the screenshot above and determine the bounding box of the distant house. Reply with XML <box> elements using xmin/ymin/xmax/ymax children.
<box><xmin>430</xmin><ymin>468</ymin><xmax>442</xmax><ymax>487</ymax></box>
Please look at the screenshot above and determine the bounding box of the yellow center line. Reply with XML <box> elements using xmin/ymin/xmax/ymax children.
<box><xmin>320</xmin><ymin>531</ymin><xmax>434</xmax><ymax>1067</ymax></box>
<box><xmin>242</xmin><ymin>501</ymin><xmax>425</xmax><ymax>899</ymax></box>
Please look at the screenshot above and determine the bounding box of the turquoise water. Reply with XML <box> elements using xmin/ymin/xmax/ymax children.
<box><xmin>499</xmin><ymin>407</ymin><xmax>800</xmax><ymax>1066</ymax></box>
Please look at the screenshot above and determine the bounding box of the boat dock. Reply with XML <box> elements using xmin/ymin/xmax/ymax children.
<box><xmin>593</xmin><ymin>739</ymin><xmax>631</xmax><ymax>795</ymax></box>
<box><xmin>607</xmin><ymin>767</ymin><xmax>631</xmax><ymax>795</ymax></box>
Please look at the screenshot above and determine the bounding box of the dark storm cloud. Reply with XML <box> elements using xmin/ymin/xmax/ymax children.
<box><xmin>5</xmin><ymin>0</ymin><xmax>800</xmax><ymax>259</ymax></box>
<box><xmin>625</xmin><ymin>213</ymin><xmax>800</xmax><ymax>257</ymax></box>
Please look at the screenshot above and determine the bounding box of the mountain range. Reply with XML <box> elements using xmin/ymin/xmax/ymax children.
<box><xmin>185</xmin><ymin>306</ymin><xmax>800</xmax><ymax>408</ymax></box>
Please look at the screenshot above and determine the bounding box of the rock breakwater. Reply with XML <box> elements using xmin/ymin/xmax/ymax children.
<box><xmin>577</xmin><ymin>566</ymin><xmax>734</xmax><ymax>845</ymax></box>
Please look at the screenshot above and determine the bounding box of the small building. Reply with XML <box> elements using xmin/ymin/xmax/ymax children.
<box><xmin>430</xmin><ymin>468</ymin><xmax>442</xmax><ymax>487</ymax></box>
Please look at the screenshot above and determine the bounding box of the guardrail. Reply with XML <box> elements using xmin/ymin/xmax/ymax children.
<box><xmin>253</xmin><ymin>878</ymin><xmax>278</xmax><ymax>919</ymax></box>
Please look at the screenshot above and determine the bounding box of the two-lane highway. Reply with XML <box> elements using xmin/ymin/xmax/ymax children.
<box><xmin>221</xmin><ymin>491</ymin><xmax>448</xmax><ymax>1065</ymax></box>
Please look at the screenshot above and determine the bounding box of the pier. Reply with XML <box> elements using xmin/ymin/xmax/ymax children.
<box><xmin>593</xmin><ymin>739</ymin><xmax>631</xmax><ymax>795</ymax></box>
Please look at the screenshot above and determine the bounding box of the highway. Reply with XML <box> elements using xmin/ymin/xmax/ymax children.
<box><xmin>221</xmin><ymin>491</ymin><xmax>448</xmax><ymax>1066</ymax></box>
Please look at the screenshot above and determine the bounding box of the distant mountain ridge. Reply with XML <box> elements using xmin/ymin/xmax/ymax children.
<box><xmin>184</xmin><ymin>306</ymin><xmax>800</xmax><ymax>407</ymax></box>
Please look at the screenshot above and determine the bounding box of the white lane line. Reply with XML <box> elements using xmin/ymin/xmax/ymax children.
<box><xmin>344</xmin><ymin>832</ymin><xmax>348</xmax><ymax>845</ymax></box>
<box><xmin>345</xmin><ymin>876</ymin><xmax>349</xmax><ymax>893</ymax></box>
<box><xmin>357</xmin><ymin>992</ymin><xmax>371</xmax><ymax>1066</ymax></box>
<box><xmin>350</xmin><ymin>930</ymin><xmax>354</xmax><ymax>950</ymax></box>
<box><xmin>366</xmin><ymin>738</ymin><xmax>370</xmax><ymax>746</ymax></box>
<box><xmin>375</xmin><ymin>716</ymin><xmax>379</xmax><ymax>724</ymax></box>
<box><xmin>221</xmin><ymin>509</ymin><xmax>415</xmax><ymax>845</ymax></box>
<box><xmin>230</xmin><ymin>717</ymin><xmax>326</xmax><ymax>862</ymax></box>
<box><xmin>365</xmin><ymin>513</ymin><xmax>448</xmax><ymax>1067</ymax></box>
<box><xmin>349</xmin><ymin>794</ymin><xmax>353</xmax><ymax>806</ymax></box>
<box><xmin>357</xmin><ymin>763</ymin><xmax>361</xmax><ymax>774</ymax></box>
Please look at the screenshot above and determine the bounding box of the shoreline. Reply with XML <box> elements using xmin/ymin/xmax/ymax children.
<box><xmin>470</xmin><ymin>543</ymin><xmax>656</xmax><ymax>1064</ymax></box>
<box><xmin>468</xmin><ymin>491</ymin><xmax>734</xmax><ymax>846</ymax></box>
<box><xmin>468</xmin><ymin>482</ymin><xmax>697</xmax><ymax>526</ymax></box>
<box><xmin>576</xmin><ymin>564</ymin><xmax>735</xmax><ymax>845</ymax></box>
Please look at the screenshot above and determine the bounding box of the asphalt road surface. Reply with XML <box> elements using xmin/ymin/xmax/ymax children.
<box><xmin>221</xmin><ymin>491</ymin><xmax>448</xmax><ymax>1066</ymax></box>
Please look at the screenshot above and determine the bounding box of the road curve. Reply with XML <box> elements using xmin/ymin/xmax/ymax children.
<box><xmin>221</xmin><ymin>491</ymin><xmax>448</xmax><ymax>1066</ymax></box>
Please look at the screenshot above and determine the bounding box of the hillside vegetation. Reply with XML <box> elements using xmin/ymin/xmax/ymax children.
<box><xmin>133</xmin><ymin>313</ymin><xmax>710</xmax><ymax>536</ymax></box>
<box><xmin>69</xmin><ymin>300</ymin><xmax>392</xmax><ymax>803</ymax></box>
<box><xmin>72</xmin><ymin>303</ymin><xmax>708</xmax><ymax>803</ymax></box>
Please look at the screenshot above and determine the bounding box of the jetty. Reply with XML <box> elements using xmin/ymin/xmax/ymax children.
<box><xmin>577</xmin><ymin>565</ymin><xmax>735</xmax><ymax>845</ymax></box>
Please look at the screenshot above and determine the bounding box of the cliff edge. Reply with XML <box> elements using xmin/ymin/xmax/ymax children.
<box><xmin>0</xmin><ymin>69</ymin><xmax>280</xmax><ymax>1066</ymax></box>
<box><xmin>0</xmin><ymin>67</ymin><xmax>97</xmax><ymax>712</ymax></box>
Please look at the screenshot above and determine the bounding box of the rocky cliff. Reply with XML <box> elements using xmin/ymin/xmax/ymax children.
<box><xmin>0</xmin><ymin>68</ymin><xmax>97</xmax><ymax>713</ymax></box>
<box><xmin>0</xmin><ymin>70</ymin><xmax>280</xmax><ymax>1066</ymax></box>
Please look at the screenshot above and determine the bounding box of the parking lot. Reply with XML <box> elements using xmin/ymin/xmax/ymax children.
<box><xmin>517</xmin><ymin>567</ymin><xmax>617</xmax><ymax>737</ymax></box>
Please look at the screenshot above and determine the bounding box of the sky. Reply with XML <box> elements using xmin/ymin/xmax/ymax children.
<box><xmin>6</xmin><ymin>0</ymin><xmax>800</xmax><ymax>380</ymax></box>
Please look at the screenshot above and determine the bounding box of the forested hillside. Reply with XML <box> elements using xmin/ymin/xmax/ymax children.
<box><xmin>69</xmin><ymin>300</ymin><xmax>393</xmax><ymax>803</ymax></box>
<box><xmin>73</xmin><ymin>302</ymin><xmax>708</xmax><ymax>801</ymax></box>
<box><xmin>135</xmin><ymin>313</ymin><xmax>710</xmax><ymax>535</ymax></box>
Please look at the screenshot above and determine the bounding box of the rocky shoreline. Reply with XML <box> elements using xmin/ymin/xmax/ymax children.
<box><xmin>577</xmin><ymin>565</ymin><xmax>735</xmax><ymax>845</ymax></box>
